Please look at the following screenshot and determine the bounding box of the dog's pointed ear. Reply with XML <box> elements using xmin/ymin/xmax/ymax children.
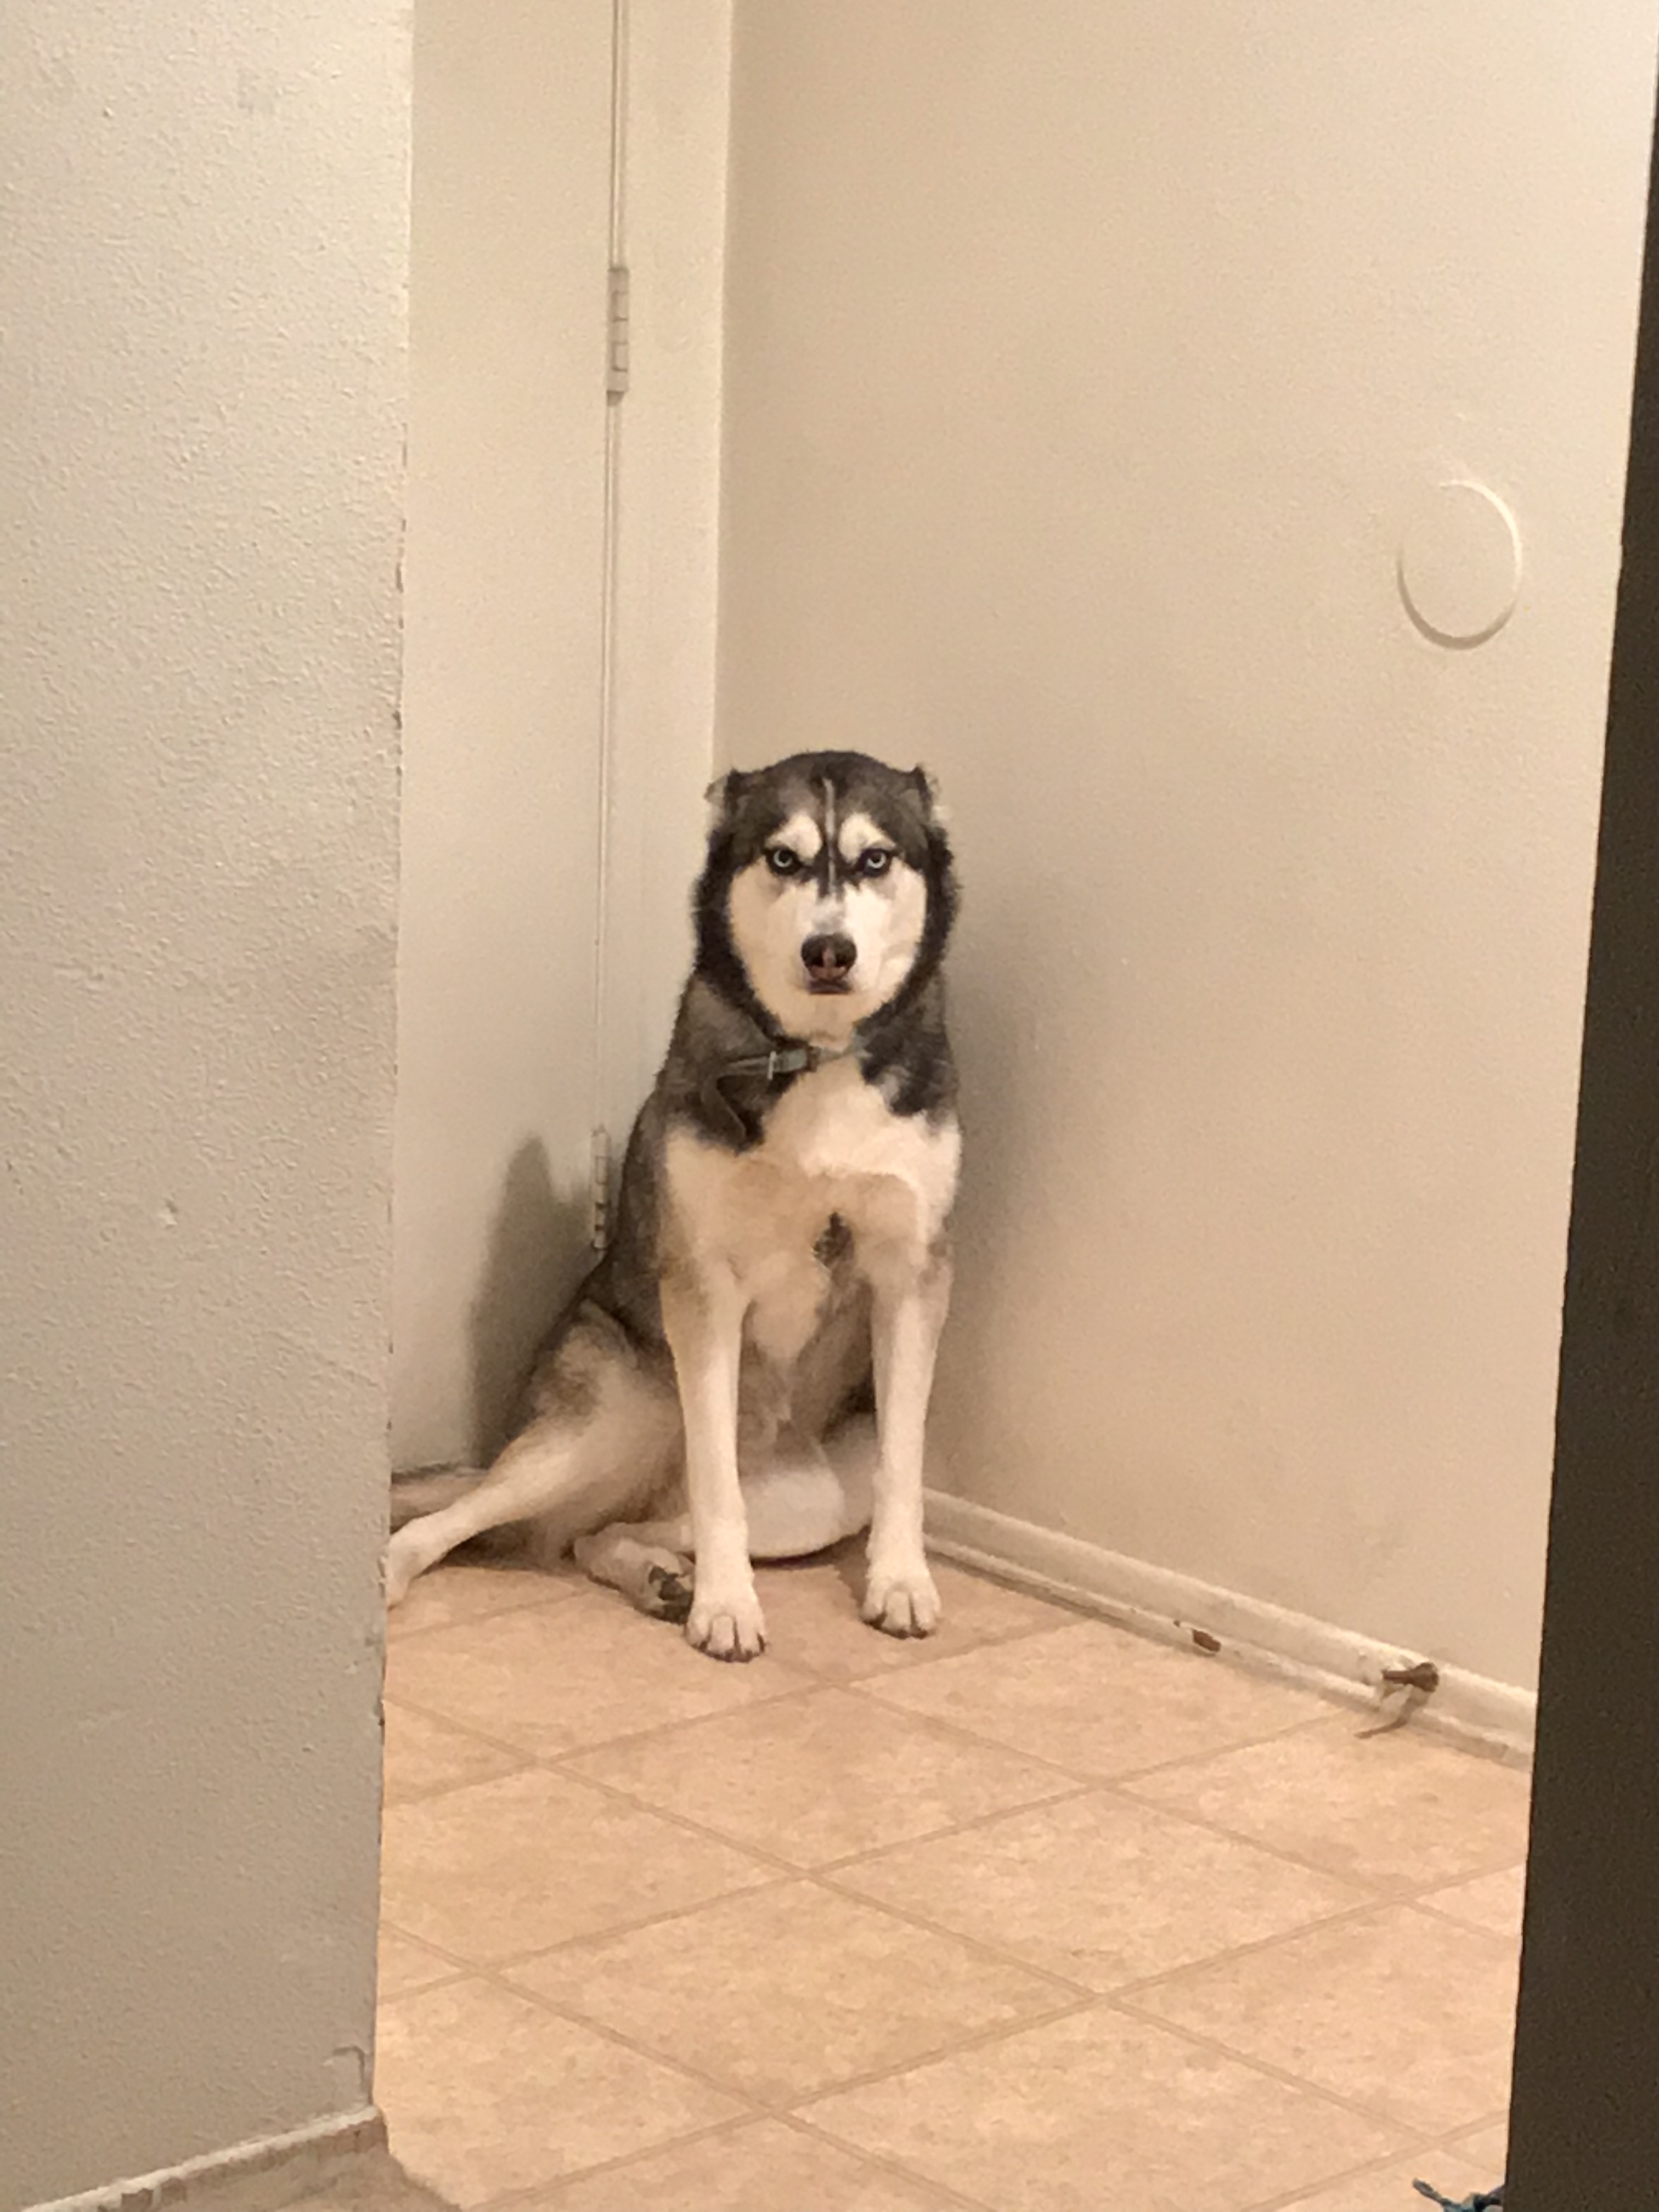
<box><xmin>703</xmin><ymin>767</ymin><xmax>752</xmax><ymax>827</ymax></box>
<box><xmin>910</xmin><ymin>764</ymin><xmax>950</xmax><ymax>830</ymax></box>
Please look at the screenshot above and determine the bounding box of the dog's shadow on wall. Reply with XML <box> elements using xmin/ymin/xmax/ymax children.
<box><xmin>467</xmin><ymin>1137</ymin><xmax>591</xmax><ymax>1468</ymax></box>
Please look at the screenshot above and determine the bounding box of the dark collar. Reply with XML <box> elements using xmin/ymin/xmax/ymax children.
<box><xmin>700</xmin><ymin>1036</ymin><xmax>855</xmax><ymax>1145</ymax></box>
<box><xmin>719</xmin><ymin>1039</ymin><xmax>853</xmax><ymax>1083</ymax></box>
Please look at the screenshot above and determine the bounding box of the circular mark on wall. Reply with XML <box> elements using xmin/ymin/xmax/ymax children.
<box><xmin>1397</xmin><ymin>479</ymin><xmax>1522</xmax><ymax>648</ymax></box>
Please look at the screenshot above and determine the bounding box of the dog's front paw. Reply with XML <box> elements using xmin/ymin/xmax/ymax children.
<box><xmin>686</xmin><ymin>1578</ymin><xmax>767</xmax><ymax>1662</ymax></box>
<box><xmin>862</xmin><ymin>1557</ymin><xmax>942</xmax><ymax>1639</ymax></box>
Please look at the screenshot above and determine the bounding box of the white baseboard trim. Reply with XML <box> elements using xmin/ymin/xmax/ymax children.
<box><xmin>925</xmin><ymin>1489</ymin><xmax>1536</xmax><ymax>1762</ymax></box>
<box><xmin>27</xmin><ymin>2109</ymin><xmax>387</xmax><ymax>2212</ymax></box>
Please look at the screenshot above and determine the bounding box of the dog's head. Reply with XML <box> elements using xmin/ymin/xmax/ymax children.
<box><xmin>696</xmin><ymin>752</ymin><xmax>958</xmax><ymax>1043</ymax></box>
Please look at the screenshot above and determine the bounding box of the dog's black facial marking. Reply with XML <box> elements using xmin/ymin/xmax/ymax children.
<box><xmin>708</xmin><ymin>751</ymin><xmax>941</xmax><ymax>876</ymax></box>
<box><xmin>816</xmin><ymin>776</ymin><xmax>840</xmax><ymax>899</ymax></box>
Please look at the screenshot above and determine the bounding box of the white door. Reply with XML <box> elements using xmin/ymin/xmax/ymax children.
<box><xmin>392</xmin><ymin>0</ymin><xmax>615</xmax><ymax>1471</ymax></box>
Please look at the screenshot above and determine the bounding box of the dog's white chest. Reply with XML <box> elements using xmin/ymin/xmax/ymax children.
<box><xmin>662</xmin><ymin>1064</ymin><xmax>958</xmax><ymax>1363</ymax></box>
<box><xmin>765</xmin><ymin>1059</ymin><xmax>939</xmax><ymax>1190</ymax></box>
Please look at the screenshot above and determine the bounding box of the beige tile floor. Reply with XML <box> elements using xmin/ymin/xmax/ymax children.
<box><xmin>376</xmin><ymin>1551</ymin><xmax>1526</xmax><ymax>2212</ymax></box>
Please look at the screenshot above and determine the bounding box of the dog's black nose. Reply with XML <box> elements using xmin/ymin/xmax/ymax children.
<box><xmin>802</xmin><ymin>933</ymin><xmax>857</xmax><ymax>988</ymax></box>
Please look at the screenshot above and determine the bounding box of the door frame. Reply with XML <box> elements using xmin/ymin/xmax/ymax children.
<box><xmin>1503</xmin><ymin>50</ymin><xmax>1659</xmax><ymax>2212</ymax></box>
<box><xmin>594</xmin><ymin>0</ymin><xmax>732</xmax><ymax>1148</ymax></box>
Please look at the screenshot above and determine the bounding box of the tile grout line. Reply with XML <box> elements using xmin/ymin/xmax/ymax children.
<box><xmin>415</xmin><ymin>1679</ymin><xmax>1116</xmax><ymax>1876</ymax></box>
<box><xmin>1085</xmin><ymin>1893</ymin><xmax>1478</xmax><ymax>2006</ymax></box>
<box><xmin>1232</xmin><ymin>2123</ymin><xmax>1506</xmax><ymax>2212</ymax></box>
<box><xmin>807</xmin><ymin>1775</ymin><xmax>1103</xmax><ymax>1877</ymax></box>
<box><xmin>1101</xmin><ymin>1982</ymin><xmax>1504</xmax><ymax>2141</ymax></box>
<box><xmin>808</xmin><ymin>1770</ymin><xmax>1389</xmax><ymax>1890</ymax></box>
<box><xmin>815</xmin><ymin>1852</ymin><xmax>1520</xmax><ymax>2048</ymax></box>
<box><xmin>387</xmin><ymin>1674</ymin><xmax>814</xmax><ymax>1769</ymax></box>
<box><xmin>490</xmin><ymin>1866</ymin><xmax>1091</xmax><ymax>2003</ymax></box>
<box><xmin>385</xmin><ymin>1841</ymin><xmax>1409</xmax><ymax>2054</ymax></box>
<box><xmin>473</xmin><ymin>1956</ymin><xmax>772</xmax><ymax>2113</ymax></box>
<box><xmin>382</xmin><ymin>1756</ymin><xmax>534</xmax><ymax>1810</ymax></box>
<box><xmin>386</xmin><ymin>1581</ymin><xmax>586</xmax><ymax>1640</ymax></box>
<box><xmin>775</xmin><ymin>1986</ymin><xmax>1443</xmax><ymax>2170</ymax></box>
<box><xmin>1387</xmin><ymin>1900</ymin><xmax>1527</xmax><ymax>1952</ymax></box>
<box><xmin>803</xmin><ymin>1758</ymin><xmax>1526</xmax><ymax>1918</ymax></box>
<box><xmin>377</xmin><ymin>1979</ymin><xmax>472</xmax><ymax>2008</ymax></box>
<box><xmin>377</xmin><ymin>1949</ymin><xmax>765</xmax><ymax>2208</ymax></box>
<box><xmin>1089</xmin><ymin>1772</ymin><xmax>1532</xmax><ymax>1899</ymax></box>
<box><xmin>1444</xmin><ymin>2108</ymin><xmax>1511</xmax><ymax>2148</ymax></box>
<box><xmin>377</xmin><ymin>1860</ymin><xmax>800</xmax><ymax>1996</ymax></box>
<box><xmin>558</xmin><ymin>1770</ymin><xmax>1082</xmax><ymax>1876</ymax></box>
<box><xmin>464</xmin><ymin>1949</ymin><xmax>1102</xmax><ymax>2125</ymax></box>
<box><xmin>821</xmin><ymin>1872</ymin><xmax>1402</xmax><ymax>2008</ymax></box>
<box><xmin>839</xmin><ymin>1677</ymin><xmax>1364</xmax><ymax>1782</ymax></box>
<box><xmin>386</xmin><ymin>1701</ymin><xmax>1050</xmax><ymax>1939</ymax></box>
<box><xmin>385</xmin><ymin>1767</ymin><xmax>1120</xmax><ymax>2005</ymax></box>
<box><xmin>554</xmin><ymin>1674</ymin><xmax>1089</xmax><ymax>1784</ymax></box>
<box><xmin>797</xmin><ymin>1987</ymin><xmax>1110</xmax><ymax>2109</ymax></box>
<box><xmin>458</xmin><ymin>2108</ymin><xmax>768</xmax><ymax>2212</ymax></box>
<box><xmin>776</xmin><ymin>2110</ymin><xmax>1005</xmax><ymax>2212</ymax></box>
<box><xmin>486</xmin><ymin>1868</ymin><xmax>805</xmax><ymax>1972</ymax></box>
<box><xmin>385</xmin><ymin>1680</ymin><xmax>878</xmax><ymax>1890</ymax></box>
<box><xmin>1411</xmin><ymin>1894</ymin><xmax>1526</xmax><ymax>1942</ymax></box>
<box><xmin>1091</xmin><ymin>1702</ymin><xmax>1534</xmax><ymax>1790</ymax></box>
<box><xmin>461</xmin><ymin>2100</ymin><xmax>1006</xmax><ymax>2212</ymax></box>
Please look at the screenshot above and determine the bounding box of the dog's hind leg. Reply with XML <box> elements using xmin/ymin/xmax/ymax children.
<box><xmin>385</xmin><ymin>1307</ymin><xmax>683</xmax><ymax>1607</ymax></box>
<box><xmin>573</xmin><ymin>1516</ymin><xmax>696</xmax><ymax>1623</ymax></box>
<box><xmin>389</xmin><ymin>1466</ymin><xmax>484</xmax><ymax>1531</ymax></box>
<box><xmin>385</xmin><ymin>1421</ymin><xmax>590</xmax><ymax>1605</ymax></box>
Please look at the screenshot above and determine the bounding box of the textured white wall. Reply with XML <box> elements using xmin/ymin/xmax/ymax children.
<box><xmin>0</xmin><ymin>3</ymin><xmax>407</xmax><ymax>2204</ymax></box>
<box><xmin>718</xmin><ymin>1</ymin><xmax>1656</xmax><ymax>1689</ymax></box>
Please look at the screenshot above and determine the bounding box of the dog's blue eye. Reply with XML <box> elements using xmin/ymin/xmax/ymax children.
<box><xmin>859</xmin><ymin>849</ymin><xmax>894</xmax><ymax>878</ymax></box>
<box><xmin>765</xmin><ymin>847</ymin><xmax>800</xmax><ymax>877</ymax></box>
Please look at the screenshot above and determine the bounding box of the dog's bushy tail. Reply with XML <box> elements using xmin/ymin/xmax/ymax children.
<box><xmin>389</xmin><ymin>1465</ymin><xmax>484</xmax><ymax>1530</ymax></box>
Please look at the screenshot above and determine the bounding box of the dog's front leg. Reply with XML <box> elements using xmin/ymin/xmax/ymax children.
<box><xmin>661</xmin><ymin>1271</ymin><xmax>765</xmax><ymax>1661</ymax></box>
<box><xmin>865</xmin><ymin>1254</ymin><xmax>951</xmax><ymax>1637</ymax></box>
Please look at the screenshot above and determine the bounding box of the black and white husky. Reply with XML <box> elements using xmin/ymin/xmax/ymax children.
<box><xmin>386</xmin><ymin>751</ymin><xmax>961</xmax><ymax>1661</ymax></box>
